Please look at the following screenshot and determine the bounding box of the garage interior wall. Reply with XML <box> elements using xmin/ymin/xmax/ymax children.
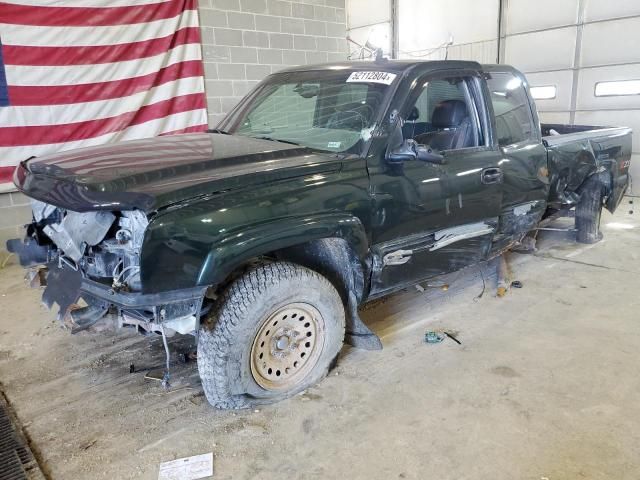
<box><xmin>397</xmin><ymin>0</ymin><xmax>499</xmax><ymax>63</ymax></box>
<box><xmin>344</xmin><ymin>0</ymin><xmax>392</xmax><ymax>57</ymax></box>
<box><xmin>0</xmin><ymin>192</ymin><xmax>31</xmax><ymax>259</ymax></box>
<box><xmin>199</xmin><ymin>0</ymin><xmax>349</xmax><ymax>126</ymax></box>
<box><xmin>502</xmin><ymin>0</ymin><xmax>640</xmax><ymax>193</ymax></box>
<box><xmin>347</xmin><ymin>0</ymin><xmax>639</xmax><ymax>193</ymax></box>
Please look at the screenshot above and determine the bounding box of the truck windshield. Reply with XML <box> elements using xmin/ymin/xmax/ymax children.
<box><xmin>227</xmin><ymin>70</ymin><xmax>396</xmax><ymax>153</ymax></box>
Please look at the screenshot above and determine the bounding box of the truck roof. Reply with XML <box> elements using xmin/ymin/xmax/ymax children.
<box><xmin>275</xmin><ymin>60</ymin><xmax>517</xmax><ymax>76</ymax></box>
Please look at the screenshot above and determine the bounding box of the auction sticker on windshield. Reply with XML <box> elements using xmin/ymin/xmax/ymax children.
<box><xmin>346</xmin><ymin>71</ymin><xmax>397</xmax><ymax>85</ymax></box>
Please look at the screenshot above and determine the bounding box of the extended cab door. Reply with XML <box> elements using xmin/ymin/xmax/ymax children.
<box><xmin>367</xmin><ymin>69</ymin><xmax>504</xmax><ymax>297</ymax></box>
<box><xmin>483</xmin><ymin>67</ymin><xmax>550</xmax><ymax>252</ymax></box>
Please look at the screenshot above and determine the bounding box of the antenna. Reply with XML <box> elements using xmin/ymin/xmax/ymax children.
<box><xmin>444</xmin><ymin>34</ymin><xmax>454</xmax><ymax>60</ymax></box>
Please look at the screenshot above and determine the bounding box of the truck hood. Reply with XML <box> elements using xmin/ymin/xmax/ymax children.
<box><xmin>14</xmin><ymin>133</ymin><xmax>342</xmax><ymax>213</ymax></box>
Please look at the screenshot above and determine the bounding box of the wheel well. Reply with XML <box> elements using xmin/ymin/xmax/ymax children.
<box><xmin>211</xmin><ymin>238</ymin><xmax>368</xmax><ymax>304</ymax></box>
<box><xmin>273</xmin><ymin>238</ymin><xmax>367</xmax><ymax>304</ymax></box>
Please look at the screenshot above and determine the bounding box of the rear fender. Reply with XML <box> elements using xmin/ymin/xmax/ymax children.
<box><xmin>549</xmin><ymin>148</ymin><xmax>602</xmax><ymax>204</ymax></box>
<box><xmin>196</xmin><ymin>213</ymin><xmax>369</xmax><ymax>288</ymax></box>
<box><xmin>550</xmin><ymin>140</ymin><xmax>629</xmax><ymax>213</ymax></box>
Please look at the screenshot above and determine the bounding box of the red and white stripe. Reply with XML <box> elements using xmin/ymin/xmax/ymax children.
<box><xmin>0</xmin><ymin>0</ymin><xmax>208</xmax><ymax>191</ymax></box>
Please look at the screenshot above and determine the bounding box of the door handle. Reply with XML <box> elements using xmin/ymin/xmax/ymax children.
<box><xmin>481</xmin><ymin>167</ymin><xmax>502</xmax><ymax>184</ymax></box>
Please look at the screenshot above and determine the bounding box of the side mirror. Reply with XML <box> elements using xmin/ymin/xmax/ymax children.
<box><xmin>416</xmin><ymin>145</ymin><xmax>445</xmax><ymax>164</ymax></box>
<box><xmin>387</xmin><ymin>139</ymin><xmax>418</xmax><ymax>164</ymax></box>
<box><xmin>385</xmin><ymin>116</ymin><xmax>446</xmax><ymax>165</ymax></box>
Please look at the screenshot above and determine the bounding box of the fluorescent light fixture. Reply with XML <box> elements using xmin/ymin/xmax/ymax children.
<box><xmin>530</xmin><ymin>85</ymin><xmax>556</xmax><ymax>100</ymax></box>
<box><xmin>595</xmin><ymin>79</ymin><xmax>640</xmax><ymax>97</ymax></box>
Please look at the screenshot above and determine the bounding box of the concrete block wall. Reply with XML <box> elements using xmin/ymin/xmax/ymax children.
<box><xmin>199</xmin><ymin>0</ymin><xmax>349</xmax><ymax>126</ymax></box>
<box><xmin>0</xmin><ymin>192</ymin><xmax>31</xmax><ymax>261</ymax></box>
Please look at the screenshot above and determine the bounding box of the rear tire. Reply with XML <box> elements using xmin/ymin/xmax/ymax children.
<box><xmin>197</xmin><ymin>262</ymin><xmax>345</xmax><ymax>409</ymax></box>
<box><xmin>575</xmin><ymin>176</ymin><xmax>604</xmax><ymax>244</ymax></box>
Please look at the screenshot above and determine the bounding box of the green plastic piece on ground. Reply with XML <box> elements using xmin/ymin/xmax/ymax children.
<box><xmin>424</xmin><ymin>331</ymin><xmax>445</xmax><ymax>344</ymax></box>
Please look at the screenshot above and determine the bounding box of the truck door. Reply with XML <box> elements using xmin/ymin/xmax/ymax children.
<box><xmin>368</xmin><ymin>70</ymin><xmax>504</xmax><ymax>296</ymax></box>
<box><xmin>483</xmin><ymin>68</ymin><xmax>550</xmax><ymax>252</ymax></box>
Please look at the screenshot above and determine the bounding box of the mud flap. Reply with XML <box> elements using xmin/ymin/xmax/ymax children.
<box><xmin>344</xmin><ymin>291</ymin><xmax>382</xmax><ymax>351</ymax></box>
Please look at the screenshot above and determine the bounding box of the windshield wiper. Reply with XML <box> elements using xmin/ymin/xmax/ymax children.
<box><xmin>253</xmin><ymin>136</ymin><xmax>301</xmax><ymax>146</ymax></box>
<box><xmin>209</xmin><ymin>128</ymin><xmax>230</xmax><ymax>134</ymax></box>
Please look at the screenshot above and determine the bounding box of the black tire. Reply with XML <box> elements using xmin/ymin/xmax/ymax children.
<box><xmin>197</xmin><ymin>262</ymin><xmax>345</xmax><ymax>409</ymax></box>
<box><xmin>575</xmin><ymin>175</ymin><xmax>604</xmax><ymax>244</ymax></box>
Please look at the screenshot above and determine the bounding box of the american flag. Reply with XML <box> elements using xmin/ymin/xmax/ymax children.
<box><xmin>0</xmin><ymin>0</ymin><xmax>208</xmax><ymax>192</ymax></box>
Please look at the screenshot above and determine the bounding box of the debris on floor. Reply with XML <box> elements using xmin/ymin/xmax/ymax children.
<box><xmin>497</xmin><ymin>253</ymin><xmax>511</xmax><ymax>297</ymax></box>
<box><xmin>443</xmin><ymin>331</ymin><xmax>462</xmax><ymax>345</ymax></box>
<box><xmin>424</xmin><ymin>331</ymin><xmax>462</xmax><ymax>345</ymax></box>
<box><xmin>415</xmin><ymin>282</ymin><xmax>449</xmax><ymax>293</ymax></box>
<box><xmin>424</xmin><ymin>331</ymin><xmax>445</xmax><ymax>344</ymax></box>
<box><xmin>158</xmin><ymin>452</ymin><xmax>213</xmax><ymax>480</ymax></box>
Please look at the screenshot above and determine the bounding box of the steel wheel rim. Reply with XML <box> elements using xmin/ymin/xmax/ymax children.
<box><xmin>250</xmin><ymin>302</ymin><xmax>325</xmax><ymax>391</ymax></box>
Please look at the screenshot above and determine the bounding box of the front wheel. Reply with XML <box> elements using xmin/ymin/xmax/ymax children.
<box><xmin>575</xmin><ymin>176</ymin><xmax>604</xmax><ymax>244</ymax></box>
<box><xmin>197</xmin><ymin>262</ymin><xmax>345</xmax><ymax>409</ymax></box>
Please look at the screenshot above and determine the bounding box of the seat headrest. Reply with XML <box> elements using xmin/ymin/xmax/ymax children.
<box><xmin>431</xmin><ymin>100</ymin><xmax>468</xmax><ymax>128</ymax></box>
<box><xmin>407</xmin><ymin>106</ymin><xmax>420</xmax><ymax>121</ymax></box>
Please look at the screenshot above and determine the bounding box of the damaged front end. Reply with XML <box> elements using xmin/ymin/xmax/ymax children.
<box><xmin>7</xmin><ymin>200</ymin><xmax>207</xmax><ymax>337</ymax></box>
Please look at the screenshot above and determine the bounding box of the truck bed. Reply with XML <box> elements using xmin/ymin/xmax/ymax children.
<box><xmin>542</xmin><ymin>123</ymin><xmax>631</xmax><ymax>146</ymax></box>
<box><xmin>541</xmin><ymin>123</ymin><xmax>632</xmax><ymax>212</ymax></box>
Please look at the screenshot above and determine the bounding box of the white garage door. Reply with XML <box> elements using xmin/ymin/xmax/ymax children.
<box><xmin>503</xmin><ymin>0</ymin><xmax>640</xmax><ymax>193</ymax></box>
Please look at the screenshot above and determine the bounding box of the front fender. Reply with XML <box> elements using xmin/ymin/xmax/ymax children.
<box><xmin>196</xmin><ymin>213</ymin><xmax>368</xmax><ymax>287</ymax></box>
<box><xmin>139</xmin><ymin>162</ymin><xmax>372</xmax><ymax>294</ymax></box>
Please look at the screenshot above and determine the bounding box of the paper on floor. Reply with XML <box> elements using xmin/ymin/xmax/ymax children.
<box><xmin>158</xmin><ymin>452</ymin><xmax>213</xmax><ymax>480</ymax></box>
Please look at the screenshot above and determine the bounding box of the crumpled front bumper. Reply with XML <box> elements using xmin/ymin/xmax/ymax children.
<box><xmin>38</xmin><ymin>263</ymin><xmax>208</xmax><ymax>332</ymax></box>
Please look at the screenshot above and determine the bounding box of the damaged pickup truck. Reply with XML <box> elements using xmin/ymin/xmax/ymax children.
<box><xmin>7</xmin><ymin>61</ymin><xmax>631</xmax><ymax>409</ymax></box>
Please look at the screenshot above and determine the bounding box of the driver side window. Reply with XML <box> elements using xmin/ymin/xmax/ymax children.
<box><xmin>403</xmin><ymin>77</ymin><xmax>481</xmax><ymax>152</ymax></box>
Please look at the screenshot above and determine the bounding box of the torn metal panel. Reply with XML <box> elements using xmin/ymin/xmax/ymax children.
<box><xmin>429</xmin><ymin>222</ymin><xmax>495</xmax><ymax>252</ymax></box>
<box><xmin>513</xmin><ymin>201</ymin><xmax>539</xmax><ymax>217</ymax></box>
<box><xmin>369</xmin><ymin>220</ymin><xmax>497</xmax><ymax>298</ymax></box>
<box><xmin>41</xmin><ymin>264</ymin><xmax>82</xmax><ymax>321</ymax></box>
<box><xmin>499</xmin><ymin>200</ymin><xmax>546</xmax><ymax>236</ymax></box>
<box><xmin>30</xmin><ymin>199</ymin><xmax>57</xmax><ymax>222</ymax></box>
<box><xmin>5</xmin><ymin>238</ymin><xmax>49</xmax><ymax>267</ymax></box>
<box><xmin>43</xmin><ymin>210</ymin><xmax>115</xmax><ymax>262</ymax></box>
<box><xmin>383</xmin><ymin>249</ymin><xmax>412</xmax><ymax>266</ymax></box>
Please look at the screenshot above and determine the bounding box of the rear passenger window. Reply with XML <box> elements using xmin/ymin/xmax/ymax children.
<box><xmin>486</xmin><ymin>72</ymin><xmax>536</xmax><ymax>147</ymax></box>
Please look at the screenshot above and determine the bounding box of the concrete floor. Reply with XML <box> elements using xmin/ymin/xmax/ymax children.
<box><xmin>0</xmin><ymin>206</ymin><xmax>638</xmax><ymax>480</ymax></box>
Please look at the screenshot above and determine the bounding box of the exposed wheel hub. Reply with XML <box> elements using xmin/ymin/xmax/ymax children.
<box><xmin>271</xmin><ymin>327</ymin><xmax>299</xmax><ymax>358</ymax></box>
<box><xmin>250</xmin><ymin>303</ymin><xmax>325</xmax><ymax>391</ymax></box>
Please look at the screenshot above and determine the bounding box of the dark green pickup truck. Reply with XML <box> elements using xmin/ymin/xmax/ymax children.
<box><xmin>8</xmin><ymin>60</ymin><xmax>632</xmax><ymax>408</ymax></box>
